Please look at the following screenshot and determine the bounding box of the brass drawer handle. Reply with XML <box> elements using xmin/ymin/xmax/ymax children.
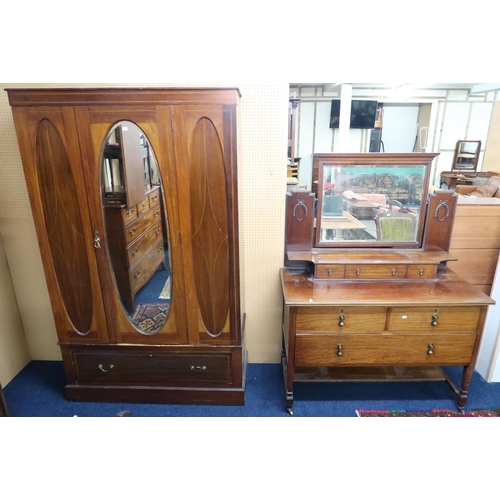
<box><xmin>431</xmin><ymin>314</ymin><xmax>438</xmax><ymax>327</ymax></box>
<box><xmin>142</xmin><ymin>203</ymin><xmax>146</xmax><ymax>209</ymax></box>
<box><xmin>155</xmin><ymin>228</ymin><xmax>161</xmax><ymax>235</ymax></box>
<box><xmin>337</xmin><ymin>344</ymin><xmax>343</xmax><ymax>356</ymax></box>
<box><xmin>419</xmin><ymin>268</ymin><xmax>424</xmax><ymax>276</ymax></box>
<box><xmin>154</xmin><ymin>211</ymin><xmax>160</xmax><ymax>218</ymax></box>
<box><xmin>98</xmin><ymin>364</ymin><xmax>114</xmax><ymax>373</ymax></box>
<box><xmin>328</xmin><ymin>268</ymin><xmax>332</xmax><ymax>276</ymax></box>
<box><xmin>391</xmin><ymin>268</ymin><xmax>396</xmax><ymax>276</ymax></box>
<box><xmin>152</xmin><ymin>195</ymin><xmax>158</xmax><ymax>202</ymax></box>
<box><xmin>126</xmin><ymin>208</ymin><xmax>135</xmax><ymax>215</ymax></box>
<box><xmin>356</xmin><ymin>268</ymin><xmax>360</xmax><ymax>276</ymax></box>
<box><xmin>93</xmin><ymin>230</ymin><xmax>101</xmax><ymax>249</ymax></box>
<box><xmin>129</xmin><ymin>228</ymin><xmax>137</xmax><ymax>236</ymax></box>
<box><xmin>134</xmin><ymin>272</ymin><xmax>141</xmax><ymax>279</ymax></box>
<box><xmin>427</xmin><ymin>343</ymin><xmax>434</xmax><ymax>355</ymax></box>
<box><xmin>131</xmin><ymin>249</ymin><xmax>138</xmax><ymax>257</ymax></box>
<box><xmin>190</xmin><ymin>365</ymin><xmax>207</xmax><ymax>371</ymax></box>
<box><xmin>157</xmin><ymin>246</ymin><xmax>163</xmax><ymax>253</ymax></box>
<box><xmin>338</xmin><ymin>314</ymin><xmax>345</xmax><ymax>327</ymax></box>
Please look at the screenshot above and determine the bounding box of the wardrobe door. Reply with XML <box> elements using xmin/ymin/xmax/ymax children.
<box><xmin>10</xmin><ymin>107</ymin><xmax>109</xmax><ymax>343</ymax></box>
<box><xmin>173</xmin><ymin>103</ymin><xmax>241</xmax><ymax>345</ymax></box>
<box><xmin>74</xmin><ymin>106</ymin><xmax>188</xmax><ymax>345</ymax></box>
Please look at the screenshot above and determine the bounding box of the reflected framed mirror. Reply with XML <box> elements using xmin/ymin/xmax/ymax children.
<box><xmin>451</xmin><ymin>140</ymin><xmax>481</xmax><ymax>172</ymax></box>
<box><xmin>314</xmin><ymin>153</ymin><xmax>434</xmax><ymax>248</ymax></box>
<box><xmin>101</xmin><ymin>121</ymin><xmax>171</xmax><ymax>333</ymax></box>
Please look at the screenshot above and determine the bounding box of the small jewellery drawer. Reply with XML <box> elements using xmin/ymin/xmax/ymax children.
<box><xmin>388</xmin><ymin>306</ymin><xmax>480</xmax><ymax>333</ymax></box>
<box><xmin>315</xmin><ymin>265</ymin><xmax>345</xmax><ymax>279</ymax></box>
<box><xmin>294</xmin><ymin>333</ymin><xmax>476</xmax><ymax>367</ymax></box>
<box><xmin>73</xmin><ymin>351</ymin><xmax>232</xmax><ymax>385</ymax></box>
<box><xmin>126</xmin><ymin>221</ymin><xmax>162</xmax><ymax>268</ymax></box>
<box><xmin>345</xmin><ymin>264</ymin><xmax>407</xmax><ymax>279</ymax></box>
<box><xmin>296</xmin><ymin>306</ymin><xmax>387</xmax><ymax>333</ymax></box>
<box><xmin>407</xmin><ymin>264</ymin><xmax>437</xmax><ymax>279</ymax></box>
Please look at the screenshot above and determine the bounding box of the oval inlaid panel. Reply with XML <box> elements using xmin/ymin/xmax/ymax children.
<box><xmin>189</xmin><ymin>118</ymin><xmax>229</xmax><ymax>336</ymax></box>
<box><xmin>35</xmin><ymin>119</ymin><xmax>93</xmax><ymax>333</ymax></box>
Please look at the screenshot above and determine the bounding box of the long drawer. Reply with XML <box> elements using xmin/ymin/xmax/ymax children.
<box><xmin>129</xmin><ymin>241</ymin><xmax>165</xmax><ymax>294</ymax></box>
<box><xmin>125</xmin><ymin>206</ymin><xmax>162</xmax><ymax>246</ymax></box>
<box><xmin>295</xmin><ymin>333</ymin><xmax>476</xmax><ymax>366</ymax></box>
<box><xmin>127</xmin><ymin>221</ymin><xmax>162</xmax><ymax>268</ymax></box>
<box><xmin>73</xmin><ymin>350</ymin><xmax>232</xmax><ymax>385</ymax></box>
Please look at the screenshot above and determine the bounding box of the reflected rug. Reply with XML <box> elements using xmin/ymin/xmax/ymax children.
<box><xmin>132</xmin><ymin>303</ymin><xmax>170</xmax><ymax>332</ymax></box>
<box><xmin>356</xmin><ymin>408</ymin><xmax>500</xmax><ymax>417</ymax></box>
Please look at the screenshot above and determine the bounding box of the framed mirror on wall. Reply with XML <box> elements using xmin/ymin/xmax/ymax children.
<box><xmin>314</xmin><ymin>153</ymin><xmax>434</xmax><ymax>248</ymax></box>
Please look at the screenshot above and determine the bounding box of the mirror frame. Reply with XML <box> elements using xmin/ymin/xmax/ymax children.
<box><xmin>451</xmin><ymin>140</ymin><xmax>481</xmax><ymax>172</ymax></box>
<box><xmin>314</xmin><ymin>153</ymin><xmax>434</xmax><ymax>249</ymax></box>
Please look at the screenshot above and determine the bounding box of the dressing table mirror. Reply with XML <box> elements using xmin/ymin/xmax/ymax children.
<box><xmin>315</xmin><ymin>154</ymin><xmax>430</xmax><ymax>248</ymax></box>
<box><xmin>451</xmin><ymin>140</ymin><xmax>481</xmax><ymax>172</ymax></box>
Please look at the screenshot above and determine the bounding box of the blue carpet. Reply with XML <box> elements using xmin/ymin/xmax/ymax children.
<box><xmin>3</xmin><ymin>361</ymin><xmax>500</xmax><ymax>417</ymax></box>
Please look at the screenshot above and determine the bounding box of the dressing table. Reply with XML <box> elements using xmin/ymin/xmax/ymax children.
<box><xmin>281</xmin><ymin>153</ymin><xmax>494</xmax><ymax>415</ymax></box>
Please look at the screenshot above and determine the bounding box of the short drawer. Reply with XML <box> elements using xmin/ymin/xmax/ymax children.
<box><xmin>388</xmin><ymin>306</ymin><xmax>480</xmax><ymax>333</ymax></box>
<box><xmin>294</xmin><ymin>333</ymin><xmax>476</xmax><ymax>366</ymax></box>
<box><xmin>315</xmin><ymin>265</ymin><xmax>345</xmax><ymax>279</ymax></box>
<box><xmin>296</xmin><ymin>306</ymin><xmax>387</xmax><ymax>333</ymax></box>
<box><xmin>137</xmin><ymin>198</ymin><xmax>150</xmax><ymax>216</ymax></box>
<box><xmin>345</xmin><ymin>264</ymin><xmax>407</xmax><ymax>279</ymax></box>
<box><xmin>126</xmin><ymin>221</ymin><xmax>162</xmax><ymax>268</ymax></box>
<box><xmin>122</xmin><ymin>204</ymin><xmax>138</xmax><ymax>225</ymax></box>
<box><xmin>73</xmin><ymin>351</ymin><xmax>232</xmax><ymax>385</ymax></box>
<box><xmin>407</xmin><ymin>264</ymin><xmax>437</xmax><ymax>279</ymax></box>
<box><xmin>149</xmin><ymin>189</ymin><xmax>161</xmax><ymax>207</ymax></box>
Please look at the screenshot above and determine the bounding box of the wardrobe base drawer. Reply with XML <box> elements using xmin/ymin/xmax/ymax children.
<box><xmin>72</xmin><ymin>349</ymin><xmax>233</xmax><ymax>386</ymax></box>
<box><xmin>295</xmin><ymin>333</ymin><xmax>476</xmax><ymax>366</ymax></box>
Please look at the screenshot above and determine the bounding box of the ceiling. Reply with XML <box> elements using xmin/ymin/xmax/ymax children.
<box><xmin>290</xmin><ymin>83</ymin><xmax>500</xmax><ymax>94</ymax></box>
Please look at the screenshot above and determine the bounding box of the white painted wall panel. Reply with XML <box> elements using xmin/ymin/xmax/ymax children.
<box><xmin>468</xmin><ymin>102</ymin><xmax>493</xmax><ymax>142</ymax></box>
<box><xmin>314</xmin><ymin>101</ymin><xmax>334</xmax><ymax>153</ymax></box>
<box><xmin>440</xmin><ymin>102</ymin><xmax>470</xmax><ymax>148</ymax></box>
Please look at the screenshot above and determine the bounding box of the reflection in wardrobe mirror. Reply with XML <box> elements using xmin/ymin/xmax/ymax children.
<box><xmin>101</xmin><ymin>121</ymin><xmax>171</xmax><ymax>334</ymax></box>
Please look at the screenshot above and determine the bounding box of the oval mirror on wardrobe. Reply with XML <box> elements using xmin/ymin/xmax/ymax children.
<box><xmin>101</xmin><ymin>120</ymin><xmax>172</xmax><ymax>334</ymax></box>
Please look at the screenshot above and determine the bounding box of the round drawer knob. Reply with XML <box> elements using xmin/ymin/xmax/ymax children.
<box><xmin>338</xmin><ymin>314</ymin><xmax>345</xmax><ymax>327</ymax></box>
<box><xmin>337</xmin><ymin>344</ymin><xmax>343</xmax><ymax>356</ymax></box>
<box><xmin>431</xmin><ymin>314</ymin><xmax>438</xmax><ymax>327</ymax></box>
<box><xmin>427</xmin><ymin>343</ymin><xmax>434</xmax><ymax>355</ymax></box>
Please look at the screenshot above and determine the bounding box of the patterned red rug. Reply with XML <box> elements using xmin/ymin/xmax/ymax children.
<box><xmin>356</xmin><ymin>408</ymin><xmax>500</xmax><ymax>417</ymax></box>
<box><xmin>132</xmin><ymin>303</ymin><xmax>170</xmax><ymax>332</ymax></box>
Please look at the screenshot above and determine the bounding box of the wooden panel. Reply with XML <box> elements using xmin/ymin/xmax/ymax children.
<box><xmin>189</xmin><ymin>117</ymin><xmax>230</xmax><ymax>336</ymax></box>
<box><xmin>120</xmin><ymin>123</ymin><xmax>147</xmax><ymax>208</ymax></box>
<box><xmin>295</xmin><ymin>333</ymin><xmax>476</xmax><ymax>366</ymax></box>
<box><xmin>388</xmin><ymin>306</ymin><xmax>480</xmax><ymax>332</ymax></box>
<box><xmin>345</xmin><ymin>264</ymin><xmax>406</xmax><ymax>279</ymax></box>
<box><xmin>35</xmin><ymin>119</ymin><xmax>93</xmax><ymax>333</ymax></box>
<box><xmin>124</xmin><ymin>206</ymin><xmax>161</xmax><ymax>246</ymax></box>
<box><xmin>447</xmin><ymin>249</ymin><xmax>499</xmax><ymax>277</ymax></box>
<box><xmin>126</xmin><ymin>221</ymin><xmax>162</xmax><ymax>268</ymax></box>
<box><xmin>296</xmin><ymin>306</ymin><xmax>387</xmax><ymax>332</ymax></box>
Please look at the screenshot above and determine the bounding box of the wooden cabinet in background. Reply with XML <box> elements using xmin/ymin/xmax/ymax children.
<box><xmin>7</xmin><ymin>87</ymin><xmax>246</xmax><ymax>406</ymax></box>
<box><xmin>448</xmin><ymin>197</ymin><xmax>500</xmax><ymax>296</ymax></box>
